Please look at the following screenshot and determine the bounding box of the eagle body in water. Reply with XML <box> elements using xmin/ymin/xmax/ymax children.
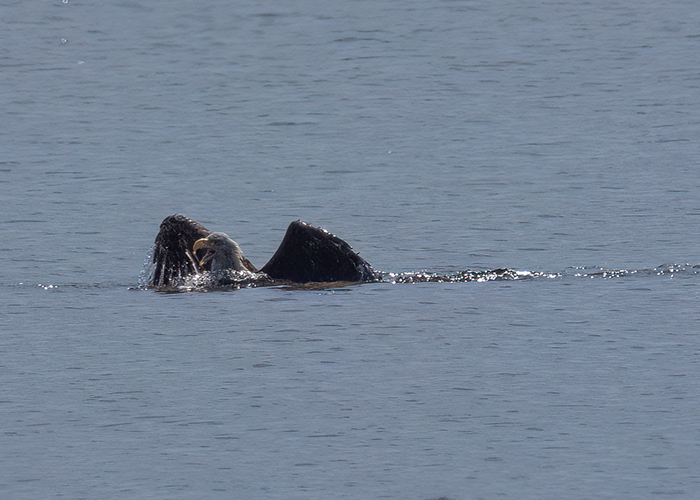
<box><xmin>147</xmin><ymin>215</ymin><xmax>378</xmax><ymax>289</ymax></box>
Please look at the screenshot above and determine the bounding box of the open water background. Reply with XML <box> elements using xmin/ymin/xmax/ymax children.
<box><xmin>2</xmin><ymin>1</ymin><xmax>700</xmax><ymax>498</ymax></box>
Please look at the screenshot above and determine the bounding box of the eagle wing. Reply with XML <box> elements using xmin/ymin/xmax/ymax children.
<box><xmin>260</xmin><ymin>221</ymin><xmax>377</xmax><ymax>283</ymax></box>
<box><xmin>149</xmin><ymin>215</ymin><xmax>212</xmax><ymax>288</ymax></box>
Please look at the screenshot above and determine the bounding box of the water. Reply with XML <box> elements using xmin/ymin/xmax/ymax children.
<box><xmin>2</xmin><ymin>0</ymin><xmax>699</xmax><ymax>498</ymax></box>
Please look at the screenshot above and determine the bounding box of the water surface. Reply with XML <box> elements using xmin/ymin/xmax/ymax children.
<box><xmin>2</xmin><ymin>0</ymin><xmax>699</xmax><ymax>498</ymax></box>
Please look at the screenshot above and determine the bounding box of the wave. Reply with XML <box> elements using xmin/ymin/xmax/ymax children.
<box><xmin>559</xmin><ymin>263</ymin><xmax>700</xmax><ymax>279</ymax></box>
<box><xmin>6</xmin><ymin>263</ymin><xmax>698</xmax><ymax>294</ymax></box>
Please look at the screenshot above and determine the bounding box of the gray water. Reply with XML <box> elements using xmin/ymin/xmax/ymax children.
<box><xmin>2</xmin><ymin>1</ymin><xmax>700</xmax><ymax>498</ymax></box>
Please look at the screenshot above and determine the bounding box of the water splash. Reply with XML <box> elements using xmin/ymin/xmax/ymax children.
<box><xmin>135</xmin><ymin>244</ymin><xmax>700</xmax><ymax>293</ymax></box>
<box><xmin>379</xmin><ymin>268</ymin><xmax>555</xmax><ymax>284</ymax></box>
<box><xmin>563</xmin><ymin>264</ymin><xmax>700</xmax><ymax>279</ymax></box>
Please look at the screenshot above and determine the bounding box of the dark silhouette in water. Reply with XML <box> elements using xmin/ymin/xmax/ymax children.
<box><xmin>147</xmin><ymin>215</ymin><xmax>377</xmax><ymax>289</ymax></box>
<box><xmin>145</xmin><ymin>215</ymin><xmax>532</xmax><ymax>291</ymax></box>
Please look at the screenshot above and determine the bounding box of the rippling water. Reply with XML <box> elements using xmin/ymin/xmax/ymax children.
<box><xmin>2</xmin><ymin>0</ymin><xmax>700</xmax><ymax>498</ymax></box>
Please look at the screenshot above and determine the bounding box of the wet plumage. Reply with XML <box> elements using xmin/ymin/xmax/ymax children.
<box><xmin>147</xmin><ymin>215</ymin><xmax>377</xmax><ymax>289</ymax></box>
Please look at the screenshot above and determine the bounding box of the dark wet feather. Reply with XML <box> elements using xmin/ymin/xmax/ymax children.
<box><xmin>150</xmin><ymin>215</ymin><xmax>211</xmax><ymax>288</ymax></box>
<box><xmin>260</xmin><ymin>221</ymin><xmax>377</xmax><ymax>283</ymax></box>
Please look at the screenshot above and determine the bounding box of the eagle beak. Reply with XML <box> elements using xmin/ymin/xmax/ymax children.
<box><xmin>193</xmin><ymin>238</ymin><xmax>214</xmax><ymax>267</ymax></box>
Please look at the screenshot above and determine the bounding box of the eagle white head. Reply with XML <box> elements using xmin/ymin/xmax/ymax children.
<box><xmin>192</xmin><ymin>232</ymin><xmax>249</xmax><ymax>273</ymax></box>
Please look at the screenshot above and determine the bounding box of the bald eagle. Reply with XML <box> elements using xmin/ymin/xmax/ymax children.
<box><xmin>147</xmin><ymin>215</ymin><xmax>377</xmax><ymax>289</ymax></box>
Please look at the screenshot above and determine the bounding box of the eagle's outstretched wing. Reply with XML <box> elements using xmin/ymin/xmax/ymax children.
<box><xmin>260</xmin><ymin>221</ymin><xmax>377</xmax><ymax>283</ymax></box>
<box><xmin>147</xmin><ymin>216</ymin><xmax>376</xmax><ymax>288</ymax></box>
<box><xmin>149</xmin><ymin>215</ymin><xmax>212</xmax><ymax>288</ymax></box>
